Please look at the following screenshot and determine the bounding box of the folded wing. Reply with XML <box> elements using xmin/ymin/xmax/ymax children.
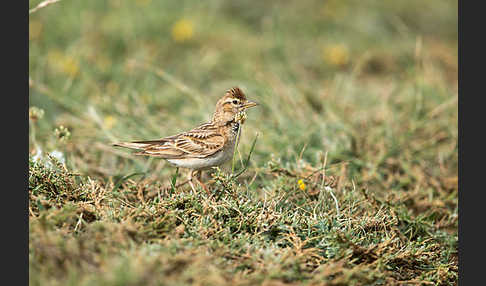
<box><xmin>113</xmin><ymin>123</ymin><xmax>225</xmax><ymax>159</ymax></box>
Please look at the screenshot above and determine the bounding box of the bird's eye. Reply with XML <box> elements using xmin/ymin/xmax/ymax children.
<box><xmin>232</xmin><ymin>100</ymin><xmax>239</xmax><ymax>104</ymax></box>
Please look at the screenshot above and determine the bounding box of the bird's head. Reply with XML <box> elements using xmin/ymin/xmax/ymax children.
<box><xmin>212</xmin><ymin>87</ymin><xmax>258</xmax><ymax>124</ymax></box>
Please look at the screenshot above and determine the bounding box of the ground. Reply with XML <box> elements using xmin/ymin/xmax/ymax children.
<box><xmin>29</xmin><ymin>0</ymin><xmax>458</xmax><ymax>285</ymax></box>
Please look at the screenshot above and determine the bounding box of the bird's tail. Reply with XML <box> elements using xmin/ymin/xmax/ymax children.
<box><xmin>112</xmin><ymin>141</ymin><xmax>153</xmax><ymax>150</ymax></box>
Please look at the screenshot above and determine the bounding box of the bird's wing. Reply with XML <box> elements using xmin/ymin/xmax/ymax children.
<box><xmin>113</xmin><ymin>122</ymin><xmax>226</xmax><ymax>159</ymax></box>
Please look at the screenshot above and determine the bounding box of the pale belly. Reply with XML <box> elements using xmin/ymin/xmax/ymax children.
<box><xmin>166</xmin><ymin>142</ymin><xmax>236</xmax><ymax>170</ymax></box>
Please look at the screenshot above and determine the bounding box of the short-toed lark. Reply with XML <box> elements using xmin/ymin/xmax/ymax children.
<box><xmin>113</xmin><ymin>87</ymin><xmax>258</xmax><ymax>193</ymax></box>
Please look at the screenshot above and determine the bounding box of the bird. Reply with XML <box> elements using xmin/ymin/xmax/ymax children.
<box><xmin>113</xmin><ymin>87</ymin><xmax>258</xmax><ymax>194</ymax></box>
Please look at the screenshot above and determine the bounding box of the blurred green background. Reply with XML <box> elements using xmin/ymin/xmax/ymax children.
<box><xmin>29</xmin><ymin>0</ymin><xmax>457</xmax><ymax>183</ymax></box>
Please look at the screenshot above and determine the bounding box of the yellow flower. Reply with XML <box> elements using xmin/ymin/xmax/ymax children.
<box><xmin>299</xmin><ymin>182</ymin><xmax>306</xmax><ymax>191</ymax></box>
<box><xmin>323</xmin><ymin>44</ymin><xmax>349</xmax><ymax>67</ymax></box>
<box><xmin>298</xmin><ymin>179</ymin><xmax>306</xmax><ymax>191</ymax></box>
<box><xmin>171</xmin><ymin>19</ymin><xmax>194</xmax><ymax>43</ymax></box>
<box><xmin>104</xmin><ymin>115</ymin><xmax>117</xmax><ymax>130</ymax></box>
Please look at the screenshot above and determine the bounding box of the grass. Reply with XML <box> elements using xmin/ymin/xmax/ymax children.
<box><xmin>29</xmin><ymin>0</ymin><xmax>458</xmax><ymax>285</ymax></box>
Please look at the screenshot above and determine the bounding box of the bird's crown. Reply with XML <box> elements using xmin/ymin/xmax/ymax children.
<box><xmin>225</xmin><ymin>87</ymin><xmax>247</xmax><ymax>101</ymax></box>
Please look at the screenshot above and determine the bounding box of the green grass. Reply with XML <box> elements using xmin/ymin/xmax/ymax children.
<box><xmin>29</xmin><ymin>0</ymin><xmax>458</xmax><ymax>285</ymax></box>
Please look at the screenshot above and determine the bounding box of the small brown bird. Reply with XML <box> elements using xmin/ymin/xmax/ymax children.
<box><xmin>113</xmin><ymin>87</ymin><xmax>258</xmax><ymax>194</ymax></box>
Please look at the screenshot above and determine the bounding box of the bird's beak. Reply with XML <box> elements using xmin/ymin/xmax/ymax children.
<box><xmin>242</xmin><ymin>100</ymin><xmax>258</xmax><ymax>110</ymax></box>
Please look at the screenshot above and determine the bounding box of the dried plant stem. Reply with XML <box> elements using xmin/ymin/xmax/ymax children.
<box><xmin>29</xmin><ymin>0</ymin><xmax>62</xmax><ymax>15</ymax></box>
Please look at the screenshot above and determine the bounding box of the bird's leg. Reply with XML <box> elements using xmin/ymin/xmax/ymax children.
<box><xmin>188</xmin><ymin>170</ymin><xmax>198</xmax><ymax>194</ymax></box>
<box><xmin>194</xmin><ymin>170</ymin><xmax>211</xmax><ymax>196</ymax></box>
